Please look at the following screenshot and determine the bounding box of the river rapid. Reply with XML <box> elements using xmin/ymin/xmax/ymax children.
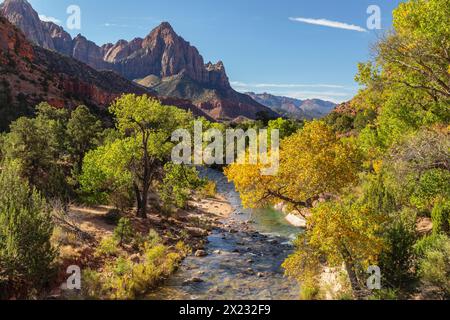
<box><xmin>148</xmin><ymin>169</ymin><xmax>302</xmax><ymax>300</ymax></box>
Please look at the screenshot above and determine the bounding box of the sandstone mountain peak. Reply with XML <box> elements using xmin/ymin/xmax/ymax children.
<box><xmin>156</xmin><ymin>21</ymin><xmax>175</xmax><ymax>31</ymax></box>
<box><xmin>0</xmin><ymin>0</ymin><xmax>278</xmax><ymax>120</ymax></box>
<box><xmin>0</xmin><ymin>0</ymin><xmax>54</xmax><ymax>50</ymax></box>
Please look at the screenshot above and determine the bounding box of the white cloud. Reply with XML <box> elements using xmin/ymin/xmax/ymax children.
<box><xmin>38</xmin><ymin>14</ymin><xmax>61</xmax><ymax>24</ymax></box>
<box><xmin>104</xmin><ymin>23</ymin><xmax>127</xmax><ymax>27</ymax></box>
<box><xmin>289</xmin><ymin>17</ymin><xmax>367</xmax><ymax>32</ymax></box>
<box><xmin>103</xmin><ymin>23</ymin><xmax>147</xmax><ymax>29</ymax></box>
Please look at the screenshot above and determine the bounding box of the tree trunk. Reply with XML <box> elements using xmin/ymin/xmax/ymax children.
<box><xmin>76</xmin><ymin>153</ymin><xmax>84</xmax><ymax>175</ymax></box>
<box><xmin>344</xmin><ymin>259</ymin><xmax>362</xmax><ymax>298</ymax></box>
<box><xmin>134</xmin><ymin>183</ymin><xmax>146</xmax><ymax>218</ymax></box>
<box><xmin>141</xmin><ymin>182</ymin><xmax>150</xmax><ymax>218</ymax></box>
<box><xmin>341</xmin><ymin>245</ymin><xmax>362</xmax><ymax>299</ymax></box>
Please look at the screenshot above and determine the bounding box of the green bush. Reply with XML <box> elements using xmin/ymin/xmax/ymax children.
<box><xmin>95</xmin><ymin>236</ymin><xmax>120</xmax><ymax>258</ymax></box>
<box><xmin>414</xmin><ymin>234</ymin><xmax>450</xmax><ymax>297</ymax></box>
<box><xmin>82</xmin><ymin>268</ymin><xmax>105</xmax><ymax>299</ymax></box>
<box><xmin>379</xmin><ymin>209</ymin><xmax>417</xmax><ymax>288</ymax></box>
<box><xmin>159</xmin><ymin>163</ymin><xmax>206</xmax><ymax>210</ymax></box>
<box><xmin>113</xmin><ymin>218</ymin><xmax>134</xmax><ymax>246</ymax></box>
<box><xmin>86</xmin><ymin>237</ymin><xmax>187</xmax><ymax>299</ymax></box>
<box><xmin>199</xmin><ymin>180</ymin><xmax>217</xmax><ymax>199</ymax></box>
<box><xmin>431</xmin><ymin>198</ymin><xmax>450</xmax><ymax>234</ymax></box>
<box><xmin>0</xmin><ymin>161</ymin><xmax>56</xmax><ymax>299</ymax></box>
<box><xmin>410</xmin><ymin>169</ymin><xmax>450</xmax><ymax>212</ymax></box>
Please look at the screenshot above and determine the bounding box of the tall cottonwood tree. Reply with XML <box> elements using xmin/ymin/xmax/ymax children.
<box><xmin>225</xmin><ymin>121</ymin><xmax>361</xmax><ymax>216</ymax></box>
<box><xmin>378</xmin><ymin>0</ymin><xmax>450</xmax><ymax>101</ymax></box>
<box><xmin>81</xmin><ymin>94</ymin><xmax>194</xmax><ymax>218</ymax></box>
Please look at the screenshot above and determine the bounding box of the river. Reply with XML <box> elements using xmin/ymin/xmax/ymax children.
<box><xmin>148</xmin><ymin>169</ymin><xmax>302</xmax><ymax>300</ymax></box>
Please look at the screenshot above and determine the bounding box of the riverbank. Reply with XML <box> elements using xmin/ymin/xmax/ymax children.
<box><xmin>52</xmin><ymin>169</ymin><xmax>302</xmax><ymax>300</ymax></box>
<box><xmin>148</xmin><ymin>169</ymin><xmax>301</xmax><ymax>300</ymax></box>
<box><xmin>51</xmin><ymin>193</ymin><xmax>233</xmax><ymax>298</ymax></box>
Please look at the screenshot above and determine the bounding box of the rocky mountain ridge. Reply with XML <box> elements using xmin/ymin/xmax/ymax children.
<box><xmin>245</xmin><ymin>92</ymin><xmax>336</xmax><ymax>119</ymax></box>
<box><xmin>1</xmin><ymin>0</ymin><xmax>276</xmax><ymax>120</ymax></box>
<box><xmin>0</xmin><ymin>16</ymin><xmax>211</xmax><ymax>130</ymax></box>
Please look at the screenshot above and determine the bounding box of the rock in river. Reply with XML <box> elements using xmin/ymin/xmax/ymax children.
<box><xmin>195</xmin><ymin>250</ymin><xmax>208</xmax><ymax>257</ymax></box>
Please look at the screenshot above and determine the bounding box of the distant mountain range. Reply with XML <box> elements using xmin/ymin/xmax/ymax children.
<box><xmin>0</xmin><ymin>0</ymin><xmax>277</xmax><ymax>121</ymax></box>
<box><xmin>245</xmin><ymin>92</ymin><xmax>336</xmax><ymax>119</ymax></box>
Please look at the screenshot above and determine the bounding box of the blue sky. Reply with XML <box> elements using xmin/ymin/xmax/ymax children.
<box><xmin>27</xmin><ymin>0</ymin><xmax>402</xmax><ymax>102</ymax></box>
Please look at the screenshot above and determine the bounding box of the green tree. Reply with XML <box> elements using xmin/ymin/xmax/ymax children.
<box><xmin>380</xmin><ymin>0</ymin><xmax>450</xmax><ymax>101</ymax></box>
<box><xmin>1</xmin><ymin>102</ymin><xmax>71</xmax><ymax>198</ymax></box>
<box><xmin>0</xmin><ymin>162</ymin><xmax>56</xmax><ymax>299</ymax></box>
<box><xmin>159</xmin><ymin>163</ymin><xmax>206</xmax><ymax>209</ymax></box>
<box><xmin>267</xmin><ymin>118</ymin><xmax>303</xmax><ymax>139</ymax></box>
<box><xmin>34</xmin><ymin>102</ymin><xmax>69</xmax><ymax>157</ymax></box>
<box><xmin>114</xmin><ymin>218</ymin><xmax>134</xmax><ymax>246</ymax></box>
<box><xmin>81</xmin><ymin>94</ymin><xmax>194</xmax><ymax>218</ymax></box>
<box><xmin>66</xmin><ymin>105</ymin><xmax>102</xmax><ymax>173</ymax></box>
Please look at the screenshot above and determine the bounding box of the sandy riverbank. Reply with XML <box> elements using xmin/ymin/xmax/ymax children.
<box><xmin>51</xmin><ymin>194</ymin><xmax>234</xmax><ymax>298</ymax></box>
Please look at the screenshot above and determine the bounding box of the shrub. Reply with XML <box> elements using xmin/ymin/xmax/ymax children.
<box><xmin>82</xmin><ymin>269</ymin><xmax>104</xmax><ymax>299</ymax></box>
<box><xmin>0</xmin><ymin>161</ymin><xmax>56</xmax><ymax>299</ymax></box>
<box><xmin>175</xmin><ymin>241</ymin><xmax>192</xmax><ymax>256</ymax></box>
<box><xmin>410</xmin><ymin>169</ymin><xmax>450</xmax><ymax>212</ymax></box>
<box><xmin>105</xmin><ymin>243</ymin><xmax>182</xmax><ymax>299</ymax></box>
<box><xmin>299</xmin><ymin>279</ymin><xmax>321</xmax><ymax>300</ymax></box>
<box><xmin>146</xmin><ymin>229</ymin><xmax>162</xmax><ymax>248</ymax></box>
<box><xmin>414</xmin><ymin>234</ymin><xmax>450</xmax><ymax>297</ymax></box>
<box><xmin>431</xmin><ymin>198</ymin><xmax>450</xmax><ymax>234</ymax></box>
<box><xmin>86</xmin><ymin>234</ymin><xmax>187</xmax><ymax>299</ymax></box>
<box><xmin>95</xmin><ymin>236</ymin><xmax>120</xmax><ymax>258</ymax></box>
<box><xmin>379</xmin><ymin>209</ymin><xmax>417</xmax><ymax>289</ymax></box>
<box><xmin>368</xmin><ymin>289</ymin><xmax>398</xmax><ymax>300</ymax></box>
<box><xmin>199</xmin><ymin>180</ymin><xmax>217</xmax><ymax>198</ymax></box>
<box><xmin>159</xmin><ymin>163</ymin><xmax>206</xmax><ymax>209</ymax></box>
<box><xmin>113</xmin><ymin>218</ymin><xmax>134</xmax><ymax>246</ymax></box>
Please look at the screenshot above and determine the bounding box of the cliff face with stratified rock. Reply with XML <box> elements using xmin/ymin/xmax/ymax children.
<box><xmin>1</xmin><ymin>0</ymin><xmax>277</xmax><ymax>120</ymax></box>
<box><xmin>0</xmin><ymin>16</ymin><xmax>211</xmax><ymax>131</ymax></box>
<box><xmin>0</xmin><ymin>0</ymin><xmax>54</xmax><ymax>49</ymax></box>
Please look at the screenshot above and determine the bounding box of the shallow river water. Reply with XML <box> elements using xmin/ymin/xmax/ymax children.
<box><xmin>148</xmin><ymin>169</ymin><xmax>301</xmax><ymax>300</ymax></box>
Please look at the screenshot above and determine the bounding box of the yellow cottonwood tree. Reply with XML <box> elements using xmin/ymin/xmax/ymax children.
<box><xmin>225</xmin><ymin>121</ymin><xmax>361</xmax><ymax>215</ymax></box>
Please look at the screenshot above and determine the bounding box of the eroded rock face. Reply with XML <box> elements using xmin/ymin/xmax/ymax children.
<box><xmin>42</xmin><ymin>21</ymin><xmax>73</xmax><ymax>55</ymax></box>
<box><xmin>0</xmin><ymin>0</ymin><xmax>54</xmax><ymax>49</ymax></box>
<box><xmin>110</xmin><ymin>22</ymin><xmax>226</xmax><ymax>88</ymax></box>
<box><xmin>103</xmin><ymin>38</ymin><xmax>143</xmax><ymax>63</ymax></box>
<box><xmin>0</xmin><ymin>0</ymin><xmax>233</xmax><ymax>91</ymax></box>
<box><xmin>1</xmin><ymin>0</ymin><xmax>277</xmax><ymax>120</ymax></box>
<box><xmin>72</xmin><ymin>34</ymin><xmax>109</xmax><ymax>70</ymax></box>
<box><xmin>0</xmin><ymin>15</ymin><xmax>146</xmax><ymax>114</ymax></box>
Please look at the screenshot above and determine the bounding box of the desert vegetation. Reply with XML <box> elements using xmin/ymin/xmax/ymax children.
<box><xmin>0</xmin><ymin>95</ymin><xmax>217</xmax><ymax>299</ymax></box>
